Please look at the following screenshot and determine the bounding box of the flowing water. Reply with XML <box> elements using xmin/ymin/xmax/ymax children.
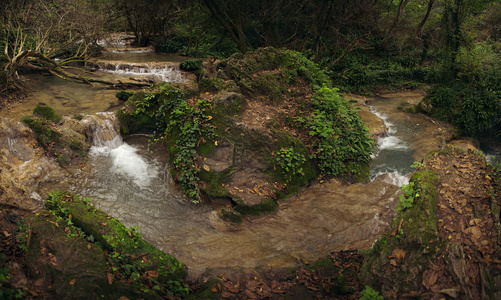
<box><xmin>66</xmin><ymin>93</ymin><xmax>449</xmax><ymax>279</ymax></box>
<box><xmin>3</xmin><ymin>40</ymin><xmax>458</xmax><ymax>279</ymax></box>
<box><xmin>70</xmin><ymin>113</ymin><xmax>402</xmax><ymax>278</ymax></box>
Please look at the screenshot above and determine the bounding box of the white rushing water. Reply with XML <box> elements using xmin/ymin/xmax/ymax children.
<box><xmin>84</xmin><ymin>113</ymin><xmax>160</xmax><ymax>189</ymax></box>
<box><xmin>89</xmin><ymin>61</ymin><xmax>186</xmax><ymax>83</ymax></box>
<box><xmin>369</xmin><ymin>109</ymin><xmax>412</xmax><ymax>186</ymax></box>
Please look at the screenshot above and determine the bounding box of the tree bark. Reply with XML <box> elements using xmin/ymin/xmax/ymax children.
<box><xmin>202</xmin><ymin>0</ymin><xmax>248</xmax><ymax>53</ymax></box>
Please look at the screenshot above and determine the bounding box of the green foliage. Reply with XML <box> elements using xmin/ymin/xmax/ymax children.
<box><xmin>359</xmin><ymin>286</ymin><xmax>384</xmax><ymax>300</ymax></box>
<box><xmin>328</xmin><ymin>50</ymin><xmax>427</xmax><ymax>92</ymax></box>
<box><xmin>180</xmin><ymin>59</ymin><xmax>203</xmax><ymax>72</ymax></box>
<box><xmin>0</xmin><ymin>261</ymin><xmax>24</xmax><ymax>299</ymax></box>
<box><xmin>115</xmin><ymin>90</ymin><xmax>134</xmax><ymax>101</ymax></box>
<box><xmin>423</xmin><ymin>81</ymin><xmax>501</xmax><ymax>136</ymax></box>
<box><xmin>301</xmin><ymin>85</ymin><xmax>375</xmax><ymax>179</ymax></box>
<box><xmin>396</xmin><ymin>182</ymin><xmax>421</xmax><ymax>213</ymax></box>
<box><xmin>275</xmin><ymin>147</ymin><xmax>306</xmax><ymax>183</ymax></box>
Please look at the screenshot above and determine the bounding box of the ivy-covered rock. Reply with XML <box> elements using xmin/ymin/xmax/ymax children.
<box><xmin>116</xmin><ymin>48</ymin><xmax>375</xmax><ymax>218</ymax></box>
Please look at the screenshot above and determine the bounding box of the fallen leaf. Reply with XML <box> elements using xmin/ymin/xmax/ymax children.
<box><xmin>391</xmin><ymin>247</ymin><xmax>407</xmax><ymax>260</ymax></box>
<box><xmin>69</xmin><ymin>279</ymin><xmax>76</xmax><ymax>285</ymax></box>
<box><xmin>107</xmin><ymin>272</ymin><xmax>113</xmax><ymax>285</ymax></box>
<box><xmin>439</xmin><ymin>286</ymin><xmax>461</xmax><ymax>298</ymax></box>
<box><xmin>203</xmin><ymin>164</ymin><xmax>210</xmax><ymax>172</ymax></box>
<box><xmin>146</xmin><ymin>270</ymin><xmax>159</xmax><ymax>278</ymax></box>
<box><xmin>87</xmin><ymin>244</ymin><xmax>91</xmax><ymax>250</ymax></box>
<box><xmin>1</xmin><ymin>231</ymin><xmax>11</xmax><ymax>237</ymax></box>
<box><xmin>422</xmin><ymin>269</ymin><xmax>438</xmax><ymax>289</ymax></box>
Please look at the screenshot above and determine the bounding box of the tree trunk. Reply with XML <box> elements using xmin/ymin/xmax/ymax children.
<box><xmin>202</xmin><ymin>0</ymin><xmax>248</xmax><ymax>53</ymax></box>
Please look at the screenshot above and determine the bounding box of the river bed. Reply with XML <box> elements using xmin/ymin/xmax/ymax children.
<box><xmin>1</xmin><ymin>49</ymin><xmax>457</xmax><ymax>279</ymax></box>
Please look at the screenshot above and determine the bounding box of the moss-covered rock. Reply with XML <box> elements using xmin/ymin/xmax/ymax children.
<box><xmin>219</xmin><ymin>207</ymin><xmax>243</xmax><ymax>223</ymax></box>
<box><xmin>45</xmin><ymin>191</ymin><xmax>187</xmax><ymax>284</ymax></box>
<box><xmin>361</xmin><ymin>147</ymin><xmax>501</xmax><ymax>299</ymax></box>
<box><xmin>115</xmin><ymin>90</ymin><xmax>134</xmax><ymax>101</ymax></box>
<box><xmin>26</xmin><ymin>213</ymin><xmax>162</xmax><ymax>299</ymax></box>
<box><xmin>116</xmin><ymin>48</ymin><xmax>375</xmax><ymax>218</ymax></box>
<box><xmin>22</xmin><ymin>103</ymin><xmax>90</xmax><ymax>166</ymax></box>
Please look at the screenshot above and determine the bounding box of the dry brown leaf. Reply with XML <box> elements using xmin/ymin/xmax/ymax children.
<box><xmin>422</xmin><ymin>269</ymin><xmax>438</xmax><ymax>289</ymax></box>
<box><xmin>391</xmin><ymin>247</ymin><xmax>407</xmax><ymax>260</ymax></box>
<box><xmin>69</xmin><ymin>279</ymin><xmax>76</xmax><ymax>285</ymax></box>
<box><xmin>146</xmin><ymin>270</ymin><xmax>159</xmax><ymax>278</ymax></box>
<box><xmin>107</xmin><ymin>272</ymin><xmax>113</xmax><ymax>285</ymax></box>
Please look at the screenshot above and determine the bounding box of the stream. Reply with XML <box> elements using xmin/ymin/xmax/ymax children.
<box><xmin>1</xmin><ymin>42</ymin><xmax>464</xmax><ymax>280</ymax></box>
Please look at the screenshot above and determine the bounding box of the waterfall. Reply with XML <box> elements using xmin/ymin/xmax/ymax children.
<box><xmin>83</xmin><ymin>113</ymin><xmax>159</xmax><ymax>188</ymax></box>
<box><xmin>369</xmin><ymin>109</ymin><xmax>412</xmax><ymax>186</ymax></box>
<box><xmin>86</xmin><ymin>61</ymin><xmax>186</xmax><ymax>83</ymax></box>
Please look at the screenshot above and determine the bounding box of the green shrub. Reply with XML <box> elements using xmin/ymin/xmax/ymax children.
<box><xmin>180</xmin><ymin>59</ymin><xmax>202</xmax><ymax>72</ymax></box>
<box><xmin>115</xmin><ymin>90</ymin><xmax>133</xmax><ymax>101</ymax></box>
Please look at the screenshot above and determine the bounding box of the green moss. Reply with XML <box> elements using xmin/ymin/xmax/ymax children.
<box><xmin>116</xmin><ymin>92</ymin><xmax>157</xmax><ymax>134</ymax></box>
<box><xmin>33</xmin><ymin>102</ymin><xmax>62</xmax><ymax>122</ymax></box>
<box><xmin>360</xmin><ymin>166</ymin><xmax>444</xmax><ymax>295</ymax></box>
<box><xmin>220</xmin><ymin>207</ymin><xmax>243</xmax><ymax>223</ymax></box>
<box><xmin>45</xmin><ymin>192</ymin><xmax>187</xmax><ymax>282</ymax></box>
<box><xmin>199</xmin><ymin>77</ymin><xmax>233</xmax><ymax>93</ymax></box>
<box><xmin>199</xmin><ymin>168</ymin><xmax>233</xmax><ymax>198</ymax></box>
<box><xmin>213</xmin><ymin>92</ymin><xmax>246</xmax><ymax>116</ymax></box>
<box><xmin>116</xmin><ymin>90</ymin><xmax>134</xmax><ymax>101</ymax></box>
<box><xmin>26</xmin><ymin>214</ymin><xmax>159</xmax><ymax>299</ymax></box>
<box><xmin>234</xmin><ymin>198</ymin><xmax>278</xmax><ymax>215</ymax></box>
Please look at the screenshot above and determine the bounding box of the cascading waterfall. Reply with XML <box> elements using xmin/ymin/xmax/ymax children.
<box><xmin>369</xmin><ymin>108</ymin><xmax>413</xmax><ymax>186</ymax></box>
<box><xmin>83</xmin><ymin>113</ymin><xmax>161</xmax><ymax>188</ymax></box>
<box><xmin>86</xmin><ymin>61</ymin><xmax>186</xmax><ymax>83</ymax></box>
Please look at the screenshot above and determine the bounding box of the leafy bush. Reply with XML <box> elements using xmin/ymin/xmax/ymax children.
<box><xmin>275</xmin><ymin>147</ymin><xmax>306</xmax><ymax>183</ymax></box>
<box><xmin>115</xmin><ymin>90</ymin><xmax>133</xmax><ymax>101</ymax></box>
<box><xmin>423</xmin><ymin>82</ymin><xmax>500</xmax><ymax>136</ymax></box>
<box><xmin>180</xmin><ymin>59</ymin><xmax>202</xmax><ymax>72</ymax></box>
<box><xmin>301</xmin><ymin>85</ymin><xmax>375</xmax><ymax>178</ymax></box>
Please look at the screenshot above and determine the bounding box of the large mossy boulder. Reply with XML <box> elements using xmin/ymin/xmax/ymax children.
<box><xmin>26</xmin><ymin>214</ymin><xmax>156</xmax><ymax>299</ymax></box>
<box><xmin>361</xmin><ymin>147</ymin><xmax>501</xmax><ymax>299</ymax></box>
<box><xmin>25</xmin><ymin>191</ymin><xmax>188</xmax><ymax>299</ymax></box>
<box><xmin>116</xmin><ymin>48</ymin><xmax>375</xmax><ymax>216</ymax></box>
<box><xmin>22</xmin><ymin>102</ymin><xmax>90</xmax><ymax>166</ymax></box>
